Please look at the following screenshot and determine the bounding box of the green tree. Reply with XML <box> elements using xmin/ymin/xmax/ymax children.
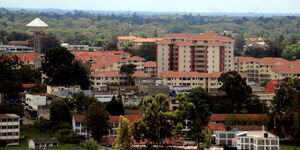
<box><xmin>282</xmin><ymin>43</ymin><xmax>300</xmax><ymax>60</ymax></box>
<box><xmin>128</xmin><ymin>43</ymin><xmax>156</xmax><ymax>61</ymax></box>
<box><xmin>234</xmin><ymin>34</ymin><xmax>245</xmax><ymax>51</ymax></box>
<box><xmin>116</xmin><ymin>116</ymin><xmax>133</xmax><ymax>150</ymax></box>
<box><xmin>50</xmin><ymin>99</ymin><xmax>72</xmax><ymax>125</ymax></box>
<box><xmin>106</xmin><ymin>95</ymin><xmax>124</xmax><ymax>116</ymax></box>
<box><xmin>185</xmin><ymin>87</ymin><xmax>211</xmax><ymax>147</ymax></box>
<box><xmin>0</xmin><ymin>103</ymin><xmax>24</xmax><ymax>117</ymax></box>
<box><xmin>42</xmin><ymin>47</ymin><xmax>90</xmax><ymax>89</ymax></box>
<box><xmin>120</xmin><ymin>64</ymin><xmax>136</xmax><ymax>86</ymax></box>
<box><xmin>218</xmin><ymin>71</ymin><xmax>252</xmax><ymax>113</ymax></box>
<box><xmin>86</xmin><ymin>102</ymin><xmax>110</xmax><ymax>142</ymax></box>
<box><xmin>201</xmin><ymin>127</ymin><xmax>212</xmax><ymax>148</ymax></box>
<box><xmin>83</xmin><ymin>140</ymin><xmax>99</xmax><ymax>150</ymax></box>
<box><xmin>272</xmin><ymin>78</ymin><xmax>300</xmax><ymax>142</ymax></box>
<box><xmin>137</xmin><ymin>94</ymin><xmax>173</xmax><ymax>147</ymax></box>
<box><xmin>31</xmin><ymin>84</ymin><xmax>47</xmax><ymax>93</ymax></box>
<box><xmin>68</xmin><ymin>93</ymin><xmax>97</xmax><ymax>114</ymax></box>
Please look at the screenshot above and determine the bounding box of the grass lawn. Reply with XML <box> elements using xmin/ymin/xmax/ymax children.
<box><xmin>280</xmin><ymin>144</ymin><xmax>300</xmax><ymax>150</ymax></box>
<box><xmin>0</xmin><ymin>125</ymin><xmax>105</xmax><ymax>150</ymax></box>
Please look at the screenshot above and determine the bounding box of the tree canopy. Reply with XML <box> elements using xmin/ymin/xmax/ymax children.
<box><xmin>116</xmin><ymin>116</ymin><xmax>133</xmax><ymax>150</ymax></box>
<box><xmin>42</xmin><ymin>47</ymin><xmax>90</xmax><ymax>89</ymax></box>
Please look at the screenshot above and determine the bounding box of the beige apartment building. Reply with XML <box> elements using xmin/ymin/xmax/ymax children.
<box><xmin>235</xmin><ymin>57</ymin><xmax>300</xmax><ymax>83</ymax></box>
<box><xmin>156</xmin><ymin>32</ymin><xmax>234</xmax><ymax>74</ymax></box>
<box><xmin>117</xmin><ymin>36</ymin><xmax>162</xmax><ymax>49</ymax></box>
<box><xmin>157</xmin><ymin>71</ymin><xmax>246</xmax><ymax>93</ymax></box>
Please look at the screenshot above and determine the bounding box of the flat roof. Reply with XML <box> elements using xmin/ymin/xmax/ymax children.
<box><xmin>0</xmin><ymin>114</ymin><xmax>20</xmax><ymax>118</ymax></box>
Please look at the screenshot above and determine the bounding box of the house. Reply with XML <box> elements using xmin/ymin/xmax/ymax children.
<box><xmin>46</xmin><ymin>85</ymin><xmax>91</xmax><ymax>97</ymax></box>
<box><xmin>232</xmin><ymin>131</ymin><xmax>279</xmax><ymax>150</ymax></box>
<box><xmin>28</xmin><ymin>138</ymin><xmax>58</xmax><ymax>149</ymax></box>
<box><xmin>22</xmin><ymin>84</ymin><xmax>36</xmax><ymax>93</ymax></box>
<box><xmin>72</xmin><ymin>115</ymin><xmax>90</xmax><ymax>139</ymax></box>
<box><xmin>0</xmin><ymin>114</ymin><xmax>20</xmax><ymax>146</ymax></box>
<box><xmin>24</xmin><ymin>93</ymin><xmax>58</xmax><ymax>119</ymax></box>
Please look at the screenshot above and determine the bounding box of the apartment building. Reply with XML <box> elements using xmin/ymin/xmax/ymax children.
<box><xmin>158</xmin><ymin>71</ymin><xmax>246</xmax><ymax>93</ymax></box>
<box><xmin>144</xmin><ymin>61</ymin><xmax>157</xmax><ymax>77</ymax></box>
<box><xmin>156</xmin><ymin>32</ymin><xmax>234</xmax><ymax>74</ymax></box>
<box><xmin>0</xmin><ymin>114</ymin><xmax>20</xmax><ymax>146</ymax></box>
<box><xmin>235</xmin><ymin>57</ymin><xmax>300</xmax><ymax>83</ymax></box>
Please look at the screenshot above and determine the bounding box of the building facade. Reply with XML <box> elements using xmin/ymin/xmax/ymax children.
<box><xmin>0</xmin><ymin>114</ymin><xmax>20</xmax><ymax>146</ymax></box>
<box><xmin>156</xmin><ymin>32</ymin><xmax>234</xmax><ymax>74</ymax></box>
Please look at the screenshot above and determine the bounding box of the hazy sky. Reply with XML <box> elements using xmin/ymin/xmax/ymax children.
<box><xmin>1</xmin><ymin>0</ymin><xmax>300</xmax><ymax>13</ymax></box>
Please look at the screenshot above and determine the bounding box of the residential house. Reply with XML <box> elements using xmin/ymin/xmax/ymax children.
<box><xmin>28</xmin><ymin>138</ymin><xmax>58</xmax><ymax>149</ymax></box>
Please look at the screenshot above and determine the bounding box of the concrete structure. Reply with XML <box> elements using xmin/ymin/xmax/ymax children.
<box><xmin>46</xmin><ymin>85</ymin><xmax>91</xmax><ymax>97</ymax></box>
<box><xmin>158</xmin><ymin>71</ymin><xmax>246</xmax><ymax>94</ymax></box>
<box><xmin>144</xmin><ymin>61</ymin><xmax>157</xmax><ymax>77</ymax></box>
<box><xmin>156</xmin><ymin>32</ymin><xmax>234</xmax><ymax>74</ymax></box>
<box><xmin>0</xmin><ymin>45</ymin><xmax>34</xmax><ymax>52</ymax></box>
<box><xmin>0</xmin><ymin>114</ymin><xmax>20</xmax><ymax>146</ymax></box>
<box><xmin>233</xmin><ymin>131</ymin><xmax>279</xmax><ymax>150</ymax></box>
<box><xmin>235</xmin><ymin>57</ymin><xmax>300</xmax><ymax>83</ymax></box>
<box><xmin>72</xmin><ymin>115</ymin><xmax>90</xmax><ymax>139</ymax></box>
<box><xmin>61</xmin><ymin>43</ymin><xmax>89</xmax><ymax>51</ymax></box>
<box><xmin>28</xmin><ymin>138</ymin><xmax>58</xmax><ymax>149</ymax></box>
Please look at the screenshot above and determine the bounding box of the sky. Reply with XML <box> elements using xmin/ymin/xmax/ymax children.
<box><xmin>1</xmin><ymin>0</ymin><xmax>300</xmax><ymax>13</ymax></box>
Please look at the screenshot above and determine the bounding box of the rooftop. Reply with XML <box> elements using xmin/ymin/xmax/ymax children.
<box><xmin>0</xmin><ymin>114</ymin><xmax>20</xmax><ymax>118</ymax></box>
<box><xmin>26</xmin><ymin>18</ymin><xmax>49</xmax><ymax>28</ymax></box>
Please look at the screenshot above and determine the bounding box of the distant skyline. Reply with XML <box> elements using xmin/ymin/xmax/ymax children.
<box><xmin>1</xmin><ymin>0</ymin><xmax>300</xmax><ymax>13</ymax></box>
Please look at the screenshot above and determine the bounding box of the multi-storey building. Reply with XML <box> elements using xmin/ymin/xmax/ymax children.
<box><xmin>156</xmin><ymin>32</ymin><xmax>234</xmax><ymax>74</ymax></box>
<box><xmin>158</xmin><ymin>71</ymin><xmax>246</xmax><ymax>93</ymax></box>
<box><xmin>144</xmin><ymin>61</ymin><xmax>157</xmax><ymax>77</ymax></box>
<box><xmin>72</xmin><ymin>115</ymin><xmax>90</xmax><ymax>139</ymax></box>
<box><xmin>0</xmin><ymin>114</ymin><xmax>20</xmax><ymax>146</ymax></box>
<box><xmin>235</xmin><ymin>57</ymin><xmax>300</xmax><ymax>83</ymax></box>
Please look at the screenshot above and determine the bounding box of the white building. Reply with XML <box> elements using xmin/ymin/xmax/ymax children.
<box><xmin>28</xmin><ymin>138</ymin><xmax>58</xmax><ymax>149</ymax></box>
<box><xmin>0</xmin><ymin>114</ymin><xmax>20</xmax><ymax>146</ymax></box>
<box><xmin>215</xmin><ymin>131</ymin><xmax>279</xmax><ymax>150</ymax></box>
<box><xmin>61</xmin><ymin>43</ymin><xmax>89</xmax><ymax>51</ymax></box>
<box><xmin>72</xmin><ymin>115</ymin><xmax>90</xmax><ymax>139</ymax></box>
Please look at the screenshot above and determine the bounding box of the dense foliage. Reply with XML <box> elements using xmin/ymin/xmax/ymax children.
<box><xmin>106</xmin><ymin>95</ymin><xmax>124</xmax><ymax>116</ymax></box>
<box><xmin>1</xmin><ymin>8</ymin><xmax>300</xmax><ymax>47</ymax></box>
<box><xmin>116</xmin><ymin>116</ymin><xmax>133</xmax><ymax>150</ymax></box>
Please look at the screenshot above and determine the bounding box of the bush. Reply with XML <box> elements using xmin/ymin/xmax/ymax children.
<box><xmin>55</xmin><ymin>129</ymin><xmax>81</xmax><ymax>144</ymax></box>
<box><xmin>0</xmin><ymin>140</ymin><xmax>6</xmax><ymax>147</ymax></box>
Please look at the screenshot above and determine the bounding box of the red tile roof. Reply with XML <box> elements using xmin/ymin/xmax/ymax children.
<box><xmin>22</xmin><ymin>83</ymin><xmax>36</xmax><ymax>88</ymax></box>
<box><xmin>132</xmin><ymin>71</ymin><xmax>150</xmax><ymax>78</ymax></box>
<box><xmin>126</xmin><ymin>56</ymin><xmax>145</xmax><ymax>61</ymax></box>
<box><xmin>73</xmin><ymin>115</ymin><xmax>86</xmax><ymax>123</ymax></box>
<box><xmin>208</xmin><ymin>123</ymin><xmax>225</xmax><ymax>131</ymax></box>
<box><xmin>164</xmin><ymin>32</ymin><xmax>233</xmax><ymax>41</ymax></box>
<box><xmin>108</xmin><ymin>115</ymin><xmax>141</xmax><ymax>123</ymax></box>
<box><xmin>91</xmin><ymin>71</ymin><xmax>120</xmax><ymax>77</ymax></box>
<box><xmin>210</xmin><ymin>114</ymin><xmax>267</xmax><ymax>121</ymax></box>
<box><xmin>8</xmin><ymin>41</ymin><xmax>29</xmax><ymax>46</ymax></box>
<box><xmin>117</xmin><ymin>36</ymin><xmax>138</xmax><ymax>40</ymax></box>
<box><xmin>144</xmin><ymin>61</ymin><xmax>156</xmax><ymax>67</ymax></box>
<box><xmin>15</xmin><ymin>53</ymin><xmax>37</xmax><ymax>62</ymax></box>
<box><xmin>132</xmin><ymin>38</ymin><xmax>163</xmax><ymax>43</ymax></box>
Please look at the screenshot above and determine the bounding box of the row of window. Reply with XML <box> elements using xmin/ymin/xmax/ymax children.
<box><xmin>1</xmin><ymin>118</ymin><xmax>19</xmax><ymax>122</ymax></box>
<box><xmin>0</xmin><ymin>132</ymin><xmax>19</xmax><ymax>136</ymax></box>
<box><xmin>0</xmin><ymin>125</ymin><xmax>19</xmax><ymax>129</ymax></box>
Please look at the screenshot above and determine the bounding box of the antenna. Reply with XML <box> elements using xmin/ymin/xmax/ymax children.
<box><xmin>26</xmin><ymin>18</ymin><xmax>49</xmax><ymax>68</ymax></box>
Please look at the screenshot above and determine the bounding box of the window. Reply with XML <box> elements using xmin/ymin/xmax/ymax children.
<box><xmin>75</xmin><ymin>123</ymin><xmax>81</xmax><ymax>127</ymax></box>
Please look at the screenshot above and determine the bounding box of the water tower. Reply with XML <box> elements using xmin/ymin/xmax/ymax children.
<box><xmin>26</xmin><ymin>18</ymin><xmax>49</xmax><ymax>68</ymax></box>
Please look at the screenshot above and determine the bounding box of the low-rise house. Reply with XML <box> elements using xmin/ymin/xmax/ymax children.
<box><xmin>0</xmin><ymin>114</ymin><xmax>20</xmax><ymax>146</ymax></box>
<box><xmin>46</xmin><ymin>85</ymin><xmax>91</xmax><ymax>97</ymax></box>
<box><xmin>72</xmin><ymin>115</ymin><xmax>90</xmax><ymax>139</ymax></box>
<box><xmin>28</xmin><ymin>138</ymin><xmax>58</xmax><ymax>149</ymax></box>
<box><xmin>232</xmin><ymin>131</ymin><xmax>279</xmax><ymax>150</ymax></box>
<box><xmin>24</xmin><ymin>93</ymin><xmax>58</xmax><ymax>119</ymax></box>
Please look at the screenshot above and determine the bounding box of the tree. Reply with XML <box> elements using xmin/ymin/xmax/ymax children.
<box><xmin>234</xmin><ymin>34</ymin><xmax>245</xmax><ymax>51</ymax></box>
<box><xmin>272</xmin><ymin>78</ymin><xmax>300</xmax><ymax>142</ymax></box>
<box><xmin>83</xmin><ymin>140</ymin><xmax>99</xmax><ymax>150</ymax></box>
<box><xmin>218</xmin><ymin>71</ymin><xmax>252</xmax><ymax>113</ymax></box>
<box><xmin>0</xmin><ymin>103</ymin><xmax>24</xmax><ymax>117</ymax></box>
<box><xmin>16</xmin><ymin>65</ymin><xmax>41</xmax><ymax>83</ymax></box>
<box><xmin>282</xmin><ymin>43</ymin><xmax>300</xmax><ymax>60</ymax></box>
<box><xmin>42</xmin><ymin>47</ymin><xmax>90</xmax><ymax>89</ymax></box>
<box><xmin>185</xmin><ymin>87</ymin><xmax>211</xmax><ymax>147</ymax></box>
<box><xmin>116</xmin><ymin>116</ymin><xmax>133</xmax><ymax>150</ymax></box>
<box><xmin>86</xmin><ymin>102</ymin><xmax>110</xmax><ymax>142</ymax></box>
<box><xmin>55</xmin><ymin>129</ymin><xmax>81</xmax><ymax>144</ymax></box>
<box><xmin>68</xmin><ymin>93</ymin><xmax>97</xmax><ymax>114</ymax></box>
<box><xmin>137</xmin><ymin>94</ymin><xmax>173</xmax><ymax>147</ymax></box>
<box><xmin>50</xmin><ymin>99</ymin><xmax>72</xmax><ymax>125</ymax></box>
<box><xmin>31</xmin><ymin>84</ymin><xmax>47</xmax><ymax>93</ymax></box>
<box><xmin>0</xmin><ymin>55</ymin><xmax>23</xmax><ymax>99</ymax></box>
<box><xmin>120</xmin><ymin>64</ymin><xmax>136</xmax><ymax>86</ymax></box>
<box><xmin>106</xmin><ymin>95</ymin><xmax>124</xmax><ymax>116</ymax></box>
<box><xmin>201</xmin><ymin>127</ymin><xmax>212</xmax><ymax>148</ymax></box>
<box><xmin>128</xmin><ymin>43</ymin><xmax>156</xmax><ymax>61</ymax></box>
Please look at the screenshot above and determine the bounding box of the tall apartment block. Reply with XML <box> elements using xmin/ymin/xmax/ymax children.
<box><xmin>156</xmin><ymin>32</ymin><xmax>234</xmax><ymax>74</ymax></box>
<box><xmin>0</xmin><ymin>114</ymin><xmax>20</xmax><ymax>146</ymax></box>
